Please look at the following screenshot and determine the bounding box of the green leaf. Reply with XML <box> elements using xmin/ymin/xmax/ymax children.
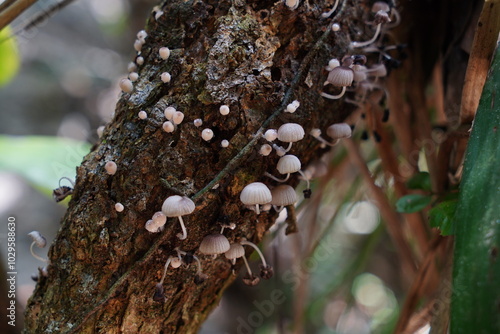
<box><xmin>395</xmin><ymin>194</ymin><xmax>432</xmax><ymax>213</ymax></box>
<box><xmin>0</xmin><ymin>136</ymin><xmax>90</xmax><ymax>192</ymax></box>
<box><xmin>406</xmin><ymin>171</ymin><xmax>432</xmax><ymax>191</ymax></box>
<box><xmin>451</xmin><ymin>45</ymin><xmax>500</xmax><ymax>333</ymax></box>
<box><xmin>0</xmin><ymin>27</ymin><xmax>20</xmax><ymax>86</ymax></box>
<box><xmin>428</xmin><ymin>200</ymin><xmax>457</xmax><ymax>235</ymax></box>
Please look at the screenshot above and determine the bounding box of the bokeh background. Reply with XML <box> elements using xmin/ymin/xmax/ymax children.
<box><xmin>0</xmin><ymin>1</ymin><xmax>412</xmax><ymax>333</ymax></box>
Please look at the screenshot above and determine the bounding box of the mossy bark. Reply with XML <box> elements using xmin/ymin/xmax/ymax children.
<box><xmin>23</xmin><ymin>1</ymin><xmax>361</xmax><ymax>333</ymax></box>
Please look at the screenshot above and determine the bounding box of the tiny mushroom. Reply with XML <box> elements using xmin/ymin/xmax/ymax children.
<box><xmin>199</xmin><ymin>234</ymin><xmax>231</xmax><ymax>257</ymax></box>
<box><xmin>159</xmin><ymin>47</ymin><xmax>170</xmax><ymax>60</ymax></box>
<box><xmin>277</xmin><ymin>123</ymin><xmax>305</xmax><ymax>152</ymax></box>
<box><xmin>270</xmin><ymin>185</ymin><xmax>298</xmax><ymax>212</ymax></box>
<box><xmin>28</xmin><ymin>231</ymin><xmax>48</xmax><ymax>263</ymax></box>
<box><xmin>172</xmin><ymin>111</ymin><xmax>184</xmax><ymax>125</ymax></box>
<box><xmin>161</xmin><ymin>195</ymin><xmax>196</xmax><ymax>240</ymax></box>
<box><xmin>219</xmin><ymin>105</ymin><xmax>230</xmax><ymax>115</ymax></box>
<box><xmin>322</xmin><ymin>64</ymin><xmax>354</xmax><ymax>100</ymax></box>
<box><xmin>114</xmin><ymin>202</ymin><xmax>124</xmax><ymax>212</ymax></box>
<box><xmin>265</xmin><ymin>155</ymin><xmax>311</xmax><ymax>196</ymax></box>
<box><xmin>119</xmin><ymin>78</ymin><xmax>133</xmax><ymax>93</ymax></box>
<box><xmin>264</xmin><ymin>129</ymin><xmax>278</xmax><ymax>142</ymax></box>
<box><xmin>193</xmin><ymin>118</ymin><xmax>203</xmax><ymax>127</ymax></box>
<box><xmin>201</xmin><ymin>128</ymin><xmax>214</xmax><ymax>141</ymax></box>
<box><xmin>160</xmin><ymin>72</ymin><xmax>171</xmax><ymax>83</ymax></box>
<box><xmin>162</xmin><ymin>121</ymin><xmax>175</xmax><ymax>133</ymax></box>
<box><xmin>164</xmin><ymin>106</ymin><xmax>176</xmax><ymax>120</ymax></box>
<box><xmin>138</xmin><ymin>110</ymin><xmax>148</xmax><ymax>119</ymax></box>
<box><xmin>221</xmin><ymin>139</ymin><xmax>229</xmax><ymax>148</ymax></box>
<box><xmin>225</xmin><ymin>243</ymin><xmax>245</xmax><ymax>265</ymax></box>
<box><xmin>285</xmin><ymin>100</ymin><xmax>300</xmax><ymax>113</ymax></box>
<box><xmin>240</xmin><ymin>182</ymin><xmax>272</xmax><ymax>215</ymax></box>
<box><xmin>259</xmin><ymin>144</ymin><xmax>272</xmax><ymax>156</ymax></box>
<box><xmin>105</xmin><ymin>161</ymin><xmax>117</xmax><ymax>175</ymax></box>
<box><xmin>351</xmin><ymin>10</ymin><xmax>391</xmax><ymax>48</ymax></box>
<box><xmin>311</xmin><ymin>123</ymin><xmax>352</xmax><ymax>147</ymax></box>
<box><xmin>240</xmin><ymin>239</ymin><xmax>274</xmax><ymax>279</ymax></box>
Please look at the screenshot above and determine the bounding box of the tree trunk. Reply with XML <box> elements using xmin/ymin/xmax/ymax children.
<box><xmin>23</xmin><ymin>0</ymin><xmax>359</xmax><ymax>332</ymax></box>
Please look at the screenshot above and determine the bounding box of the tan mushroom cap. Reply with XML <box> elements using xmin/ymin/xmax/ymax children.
<box><xmin>276</xmin><ymin>155</ymin><xmax>301</xmax><ymax>174</ymax></box>
<box><xmin>326</xmin><ymin>123</ymin><xmax>352</xmax><ymax>139</ymax></box>
<box><xmin>326</xmin><ymin>66</ymin><xmax>354</xmax><ymax>87</ymax></box>
<box><xmin>199</xmin><ymin>234</ymin><xmax>231</xmax><ymax>255</ymax></box>
<box><xmin>277</xmin><ymin>123</ymin><xmax>305</xmax><ymax>143</ymax></box>
<box><xmin>161</xmin><ymin>195</ymin><xmax>195</xmax><ymax>217</ymax></box>
<box><xmin>270</xmin><ymin>185</ymin><xmax>298</xmax><ymax>206</ymax></box>
<box><xmin>224</xmin><ymin>243</ymin><xmax>245</xmax><ymax>260</ymax></box>
<box><xmin>240</xmin><ymin>182</ymin><xmax>272</xmax><ymax>206</ymax></box>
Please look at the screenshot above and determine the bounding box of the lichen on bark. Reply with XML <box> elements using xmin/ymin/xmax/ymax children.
<box><xmin>24</xmin><ymin>0</ymin><xmax>360</xmax><ymax>332</ymax></box>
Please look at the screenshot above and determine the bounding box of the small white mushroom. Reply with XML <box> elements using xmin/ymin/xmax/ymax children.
<box><xmin>159</xmin><ymin>47</ymin><xmax>170</xmax><ymax>60</ymax></box>
<box><xmin>129</xmin><ymin>72</ymin><xmax>139</xmax><ymax>82</ymax></box>
<box><xmin>311</xmin><ymin>123</ymin><xmax>352</xmax><ymax>147</ymax></box>
<box><xmin>97</xmin><ymin>126</ymin><xmax>105</xmax><ymax>138</ymax></box>
<box><xmin>332</xmin><ymin>23</ymin><xmax>340</xmax><ymax>32</ymax></box>
<box><xmin>240</xmin><ymin>182</ymin><xmax>272</xmax><ymax>214</ymax></box>
<box><xmin>160</xmin><ymin>72</ymin><xmax>171</xmax><ymax>83</ymax></box>
<box><xmin>164</xmin><ymin>106</ymin><xmax>176</xmax><ymax>120</ymax></box>
<box><xmin>199</xmin><ymin>234</ymin><xmax>231</xmax><ymax>256</ymax></box>
<box><xmin>138</xmin><ymin>111</ymin><xmax>148</xmax><ymax>119</ymax></box>
<box><xmin>105</xmin><ymin>161</ymin><xmax>117</xmax><ymax>175</ymax></box>
<box><xmin>219</xmin><ymin>105</ymin><xmax>230</xmax><ymax>115</ymax></box>
<box><xmin>162</xmin><ymin>121</ymin><xmax>175</xmax><ymax>133</ymax></box>
<box><xmin>136</xmin><ymin>56</ymin><xmax>144</xmax><ymax>65</ymax></box>
<box><xmin>28</xmin><ymin>231</ymin><xmax>48</xmax><ymax>263</ymax></box>
<box><xmin>115</xmin><ymin>202</ymin><xmax>124</xmax><ymax>212</ymax></box>
<box><xmin>270</xmin><ymin>185</ymin><xmax>298</xmax><ymax>212</ymax></box>
<box><xmin>119</xmin><ymin>78</ymin><xmax>133</xmax><ymax>93</ymax></box>
<box><xmin>127</xmin><ymin>62</ymin><xmax>137</xmax><ymax>73</ymax></box>
<box><xmin>286</xmin><ymin>100</ymin><xmax>300</xmax><ymax>113</ymax></box>
<box><xmin>137</xmin><ymin>30</ymin><xmax>147</xmax><ymax>43</ymax></box>
<box><xmin>259</xmin><ymin>144</ymin><xmax>272</xmax><ymax>156</ymax></box>
<box><xmin>201</xmin><ymin>128</ymin><xmax>214</xmax><ymax>141</ymax></box>
<box><xmin>277</xmin><ymin>123</ymin><xmax>305</xmax><ymax>152</ymax></box>
<box><xmin>172</xmin><ymin>111</ymin><xmax>184</xmax><ymax>125</ymax></box>
<box><xmin>193</xmin><ymin>119</ymin><xmax>203</xmax><ymax>127</ymax></box>
<box><xmin>225</xmin><ymin>243</ymin><xmax>245</xmax><ymax>265</ymax></box>
<box><xmin>133</xmin><ymin>39</ymin><xmax>143</xmax><ymax>52</ymax></box>
<box><xmin>221</xmin><ymin>139</ymin><xmax>229</xmax><ymax>148</ymax></box>
<box><xmin>161</xmin><ymin>195</ymin><xmax>196</xmax><ymax>240</ymax></box>
<box><xmin>264</xmin><ymin>129</ymin><xmax>278</xmax><ymax>142</ymax></box>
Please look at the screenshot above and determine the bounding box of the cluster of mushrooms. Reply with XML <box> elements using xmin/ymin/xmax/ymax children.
<box><xmin>29</xmin><ymin>0</ymin><xmax>402</xmax><ymax>300</ymax></box>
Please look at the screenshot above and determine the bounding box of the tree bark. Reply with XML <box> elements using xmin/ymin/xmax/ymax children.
<box><xmin>24</xmin><ymin>0</ymin><xmax>365</xmax><ymax>333</ymax></box>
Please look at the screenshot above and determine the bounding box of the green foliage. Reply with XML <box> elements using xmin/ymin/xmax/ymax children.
<box><xmin>395</xmin><ymin>194</ymin><xmax>432</xmax><ymax>213</ymax></box>
<box><xmin>428</xmin><ymin>200</ymin><xmax>457</xmax><ymax>235</ymax></box>
<box><xmin>451</xmin><ymin>46</ymin><xmax>500</xmax><ymax>333</ymax></box>
<box><xmin>0</xmin><ymin>27</ymin><xmax>20</xmax><ymax>86</ymax></box>
<box><xmin>405</xmin><ymin>172</ymin><xmax>431</xmax><ymax>191</ymax></box>
<box><xmin>0</xmin><ymin>135</ymin><xmax>90</xmax><ymax>194</ymax></box>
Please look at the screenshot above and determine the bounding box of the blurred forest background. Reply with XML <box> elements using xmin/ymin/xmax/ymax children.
<box><xmin>0</xmin><ymin>0</ymin><xmax>498</xmax><ymax>333</ymax></box>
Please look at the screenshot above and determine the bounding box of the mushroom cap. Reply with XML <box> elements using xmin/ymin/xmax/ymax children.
<box><xmin>270</xmin><ymin>185</ymin><xmax>298</xmax><ymax>206</ymax></box>
<box><xmin>277</xmin><ymin>123</ymin><xmax>305</xmax><ymax>143</ymax></box>
<box><xmin>224</xmin><ymin>243</ymin><xmax>245</xmax><ymax>260</ymax></box>
<box><xmin>161</xmin><ymin>195</ymin><xmax>195</xmax><ymax>217</ymax></box>
<box><xmin>28</xmin><ymin>231</ymin><xmax>46</xmax><ymax>248</ymax></box>
<box><xmin>240</xmin><ymin>182</ymin><xmax>272</xmax><ymax>206</ymax></box>
<box><xmin>326</xmin><ymin>66</ymin><xmax>354</xmax><ymax>87</ymax></box>
<box><xmin>199</xmin><ymin>234</ymin><xmax>231</xmax><ymax>255</ymax></box>
<box><xmin>276</xmin><ymin>155</ymin><xmax>301</xmax><ymax>174</ymax></box>
<box><xmin>326</xmin><ymin>123</ymin><xmax>352</xmax><ymax>139</ymax></box>
<box><xmin>152</xmin><ymin>211</ymin><xmax>167</xmax><ymax>226</ymax></box>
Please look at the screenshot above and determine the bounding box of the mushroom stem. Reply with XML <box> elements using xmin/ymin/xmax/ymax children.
<box><xmin>284</xmin><ymin>142</ymin><xmax>293</xmax><ymax>152</ymax></box>
<box><xmin>176</xmin><ymin>216</ymin><xmax>187</xmax><ymax>240</ymax></box>
<box><xmin>321</xmin><ymin>0</ymin><xmax>340</xmax><ymax>18</ymax></box>
<box><xmin>298</xmin><ymin>170</ymin><xmax>311</xmax><ymax>191</ymax></box>
<box><xmin>321</xmin><ymin>86</ymin><xmax>347</xmax><ymax>99</ymax></box>
<box><xmin>30</xmin><ymin>242</ymin><xmax>48</xmax><ymax>263</ymax></box>
<box><xmin>311</xmin><ymin>133</ymin><xmax>340</xmax><ymax>147</ymax></box>
<box><xmin>241</xmin><ymin>255</ymin><xmax>253</xmax><ymax>276</ymax></box>
<box><xmin>240</xmin><ymin>240</ymin><xmax>268</xmax><ymax>267</ymax></box>
<box><xmin>192</xmin><ymin>255</ymin><xmax>203</xmax><ymax>275</ymax></box>
<box><xmin>264</xmin><ymin>171</ymin><xmax>290</xmax><ymax>183</ymax></box>
<box><xmin>273</xmin><ymin>205</ymin><xmax>285</xmax><ymax>213</ymax></box>
<box><xmin>159</xmin><ymin>256</ymin><xmax>173</xmax><ymax>285</ymax></box>
<box><xmin>351</xmin><ymin>23</ymin><xmax>382</xmax><ymax>48</ymax></box>
<box><xmin>255</xmin><ymin>204</ymin><xmax>260</xmax><ymax>215</ymax></box>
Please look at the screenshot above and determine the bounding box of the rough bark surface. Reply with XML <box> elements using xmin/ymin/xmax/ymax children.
<box><xmin>24</xmin><ymin>0</ymin><xmax>365</xmax><ymax>333</ymax></box>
